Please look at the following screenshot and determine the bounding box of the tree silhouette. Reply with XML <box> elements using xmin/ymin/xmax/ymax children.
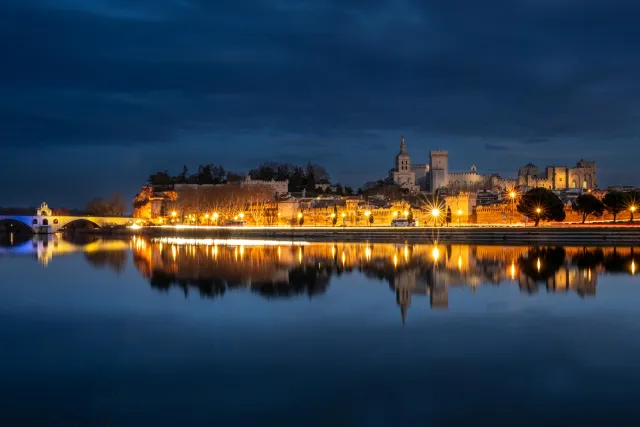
<box><xmin>572</xmin><ymin>193</ymin><xmax>604</xmax><ymax>223</ymax></box>
<box><xmin>602</xmin><ymin>191</ymin><xmax>626</xmax><ymax>223</ymax></box>
<box><xmin>517</xmin><ymin>188</ymin><xmax>565</xmax><ymax>226</ymax></box>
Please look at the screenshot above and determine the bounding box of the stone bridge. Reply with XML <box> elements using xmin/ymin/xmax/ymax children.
<box><xmin>0</xmin><ymin>202</ymin><xmax>133</xmax><ymax>234</ymax></box>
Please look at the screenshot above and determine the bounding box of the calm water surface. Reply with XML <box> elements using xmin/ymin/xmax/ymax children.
<box><xmin>1</xmin><ymin>234</ymin><xmax>639</xmax><ymax>426</ymax></box>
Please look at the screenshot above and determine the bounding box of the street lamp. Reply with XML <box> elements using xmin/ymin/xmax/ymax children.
<box><xmin>431</xmin><ymin>208</ymin><xmax>441</xmax><ymax>227</ymax></box>
<box><xmin>457</xmin><ymin>209</ymin><xmax>463</xmax><ymax>226</ymax></box>
<box><xmin>509</xmin><ymin>191</ymin><xmax>517</xmax><ymax>225</ymax></box>
<box><xmin>631</xmin><ymin>205</ymin><xmax>636</xmax><ymax>222</ymax></box>
<box><xmin>213</xmin><ymin>212</ymin><xmax>219</xmax><ymax>223</ymax></box>
<box><xmin>403</xmin><ymin>210</ymin><xmax>409</xmax><ymax>217</ymax></box>
<box><xmin>393</xmin><ymin>211</ymin><xmax>398</xmax><ymax>217</ymax></box>
<box><xmin>364</xmin><ymin>210</ymin><xmax>371</xmax><ymax>227</ymax></box>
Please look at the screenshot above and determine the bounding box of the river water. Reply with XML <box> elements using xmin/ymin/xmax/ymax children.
<box><xmin>1</xmin><ymin>234</ymin><xmax>639</xmax><ymax>426</ymax></box>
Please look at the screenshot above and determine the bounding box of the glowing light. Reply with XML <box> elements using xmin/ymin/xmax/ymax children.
<box><xmin>457</xmin><ymin>255</ymin><xmax>462</xmax><ymax>270</ymax></box>
<box><xmin>238</xmin><ymin>212</ymin><xmax>245</xmax><ymax>219</ymax></box>
<box><xmin>298</xmin><ymin>246</ymin><xmax>303</xmax><ymax>264</ymax></box>
<box><xmin>205</xmin><ymin>214</ymin><xmax>210</xmax><ymax>219</ymax></box>
<box><xmin>213</xmin><ymin>212</ymin><xmax>219</xmax><ymax>220</ymax></box>
<box><xmin>537</xmin><ymin>257</ymin><xmax>541</xmax><ymax>272</ymax></box>
<box><xmin>330</xmin><ymin>213</ymin><xmax>336</xmax><ymax>218</ymax></box>
<box><xmin>393</xmin><ymin>253</ymin><xmax>398</xmax><ymax>268</ymax></box>
<box><xmin>509</xmin><ymin>191</ymin><xmax>516</xmax><ymax>199</ymax></box>
<box><xmin>171</xmin><ymin>211</ymin><xmax>177</xmax><ymax>217</ymax></box>
<box><xmin>239</xmin><ymin>245</ymin><xmax>245</xmax><ymax>259</ymax></box>
<box><xmin>277</xmin><ymin>246</ymin><xmax>281</xmax><ymax>259</ymax></box>
<box><xmin>171</xmin><ymin>245</ymin><xmax>177</xmax><ymax>261</ymax></box>
<box><xmin>510</xmin><ymin>261</ymin><xmax>516</xmax><ymax>280</ymax></box>
<box><xmin>393</xmin><ymin>211</ymin><xmax>398</xmax><ymax>217</ymax></box>
<box><xmin>632</xmin><ymin>260</ymin><xmax>636</xmax><ymax>275</ymax></box>
<box><xmin>331</xmin><ymin>245</ymin><xmax>336</xmax><ymax>258</ymax></box>
<box><xmin>432</xmin><ymin>246</ymin><xmax>440</xmax><ymax>262</ymax></box>
<box><xmin>431</xmin><ymin>208</ymin><xmax>440</xmax><ymax>218</ymax></box>
<box><xmin>536</xmin><ymin>208</ymin><xmax>542</xmax><ymax>214</ymax></box>
<box><xmin>129</xmin><ymin>224</ymin><xmax>142</xmax><ymax>230</ymax></box>
<box><xmin>341</xmin><ymin>212</ymin><xmax>346</xmax><ymax>218</ymax></box>
<box><xmin>297</xmin><ymin>212</ymin><xmax>303</xmax><ymax>219</ymax></box>
<box><xmin>153</xmin><ymin>237</ymin><xmax>309</xmax><ymax>247</ymax></box>
<box><xmin>341</xmin><ymin>251</ymin><xmax>346</xmax><ymax>265</ymax></box>
<box><xmin>403</xmin><ymin>210</ymin><xmax>409</xmax><ymax>217</ymax></box>
<box><xmin>457</xmin><ymin>209</ymin><xmax>463</xmax><ymax>216</ymax></box>
<box><xmin>364</xmin><ymin>211</ymin><xmax>371</xmax><ymax>217</ymax></box>
<box><xmin>365</xmin><ymin>246</ymin><xmax>371</xmax><ymax>261</ymax></box>
<box><xmin>404</xmin><ymin>246</ymin><xmax>409</xmax><ymax>262</ymax></box>
<box><xmin>631</xmin><ymin>206</ymin><xmax>637</xmax><ymax>213</ymax></box>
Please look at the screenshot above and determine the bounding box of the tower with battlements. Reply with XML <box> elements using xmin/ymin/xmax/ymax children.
<box><xmin>430</xmin><ymin>151</ymin><xmax>449</xmax><ymax>191</ymax></box>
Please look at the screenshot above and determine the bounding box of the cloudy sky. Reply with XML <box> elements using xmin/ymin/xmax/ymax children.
<box><xmin>1</xmin><ymin>0</ymin><xmax>639</xmax><ymax>207</ymax></box>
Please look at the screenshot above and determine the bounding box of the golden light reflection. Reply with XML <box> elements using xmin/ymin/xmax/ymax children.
<box><xmin>213</xmin><ymin>245</ymin><xmax>218</xmax><ymax>259</ymax></box>
<box><xmin>172</xmin><ymin>245</ymin><xmax>177</xmax><ymax>261</ymax></box>
<box><xmin>331</xmin><ymin>245</ymin><xmax>336</xmax><ymax>258</ymax></box>
<box><xmin>341</xmin><ymin>251</ymin><xmax>346</xmax><ymax>265</ymax></box>
<box><xmin>537</xmin><ymin>257</ymin><xmax>541</xmax><ymax>272</ymax></box>
<box><xmin>239</xmin><ymin>245</ymin><xmax>245</xmax><ymax>259</ymax></box>
<box><xmin>510</xmin><ymin>261</ymin><xmax>516</xmax><ymax>280</ymax></box>
<box><xmin>298</xmin><ymin>246</ymin><xmax>303</xmax><ymax>264</ymax></box>
<box><xmin>432</xmin><ymin>246</ymin><xmax>440</xmax><ymax>262</ymax></box>
<box><xmin>632</xmin><ymin>260</ymin><xmax>636</xmax><ymax>275</ymax></box>
<box><xmin>393</xmin><ymin>253</ymin><xmax>398</xmax><ymax>269</ymax></box>
<box><xmin>404</xmin><ymin>246</ymin><xmax>409</xmax><ymax>262</ymax></box>
<box><xmin>458</xmin><ymin>255</ymin><xmax>462</xmax><ymax>270</ymax></box>
<box><xmin>365</xmin><ymin>246</ymin><xmax>371</xmax><ymax>261</ymax></box>
<box><xmin>277</xmin><ymin>246</ymin><xmax>281</xmax><ymax>260</ymax></box>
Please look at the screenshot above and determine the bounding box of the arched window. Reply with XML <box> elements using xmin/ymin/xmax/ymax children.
<box><xmin>43</xmin><ymin>219</ymin><xmax>49</xmax><ymax>226</ymax></box>
<box><xmin>53</xmin><ymin>219</ymin><xmax>59</xmax><ymax>225</ymax></box>
<box><xmin>32</xmin><ymin>219</ymin><xmax>38</xmax><ymax>225</ymax></box>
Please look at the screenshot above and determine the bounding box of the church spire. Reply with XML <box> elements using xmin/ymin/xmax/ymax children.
<box><xmin>400</xmin><ymin>135</ymin><xmax>406</xmax><ymax>153</ymax></box>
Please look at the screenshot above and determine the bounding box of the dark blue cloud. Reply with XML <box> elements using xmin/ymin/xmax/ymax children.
<box><xmin>1</xmin><ymin>0</ymin><xmax>639</xmax><ymax>206</ymax></box>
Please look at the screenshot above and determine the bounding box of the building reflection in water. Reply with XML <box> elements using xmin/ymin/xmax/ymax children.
<box><xmin>2</xmin><ymin>234</ymin><xmax>637</xmax><ymax>324</ymax></box>
<box><xmin>127</xmin><ymin>237</ymin><xmax>639</xmax><ymax>324</ymax></box>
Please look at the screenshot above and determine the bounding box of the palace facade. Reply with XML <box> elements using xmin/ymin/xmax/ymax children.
<box><xmin>389</xmin><ymin>136</ymin><xmax>597</xmax><ymax>193</ymax></box>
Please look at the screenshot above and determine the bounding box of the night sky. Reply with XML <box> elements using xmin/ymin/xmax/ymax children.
<box><xmin>2</xmin><ymin>0</ymin><xmax>640</xmax><ymax>208</ymax></box>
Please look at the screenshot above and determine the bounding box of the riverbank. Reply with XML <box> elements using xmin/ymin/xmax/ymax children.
<box><xmin>99</xmin><ymin>224</ymin><xmax>640</xmax><ymax>245</ymax></box>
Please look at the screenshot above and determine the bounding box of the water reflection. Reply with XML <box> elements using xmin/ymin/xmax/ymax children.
<box><xmin>129</xmin><ymin>236</ymin><xmax>638</xmax><ymax>323</ymax></box>
<box><xmin>1</xmin><ymin>235</ymin><xmax>638</xmax><ymax>324</ymax></box>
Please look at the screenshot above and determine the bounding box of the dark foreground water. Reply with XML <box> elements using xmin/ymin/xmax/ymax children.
<box><xmin>1</xmin><ymin>234</ymin><xmax>639</xmax><ymax>426</ymax></box>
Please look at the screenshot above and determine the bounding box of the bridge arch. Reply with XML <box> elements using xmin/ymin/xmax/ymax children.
<box><xmin>0</xmin><ymin>218</ymin><xmax>35</xmax><ymax>233</ymax></box>
<box><xmin>57</xmin><ymin>218</ymin><xmax>102</xmax><ymax>231</ymax></box>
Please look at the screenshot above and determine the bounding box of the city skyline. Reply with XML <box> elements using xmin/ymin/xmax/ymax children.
<box><xmin>2</xmin><ymin>1</ymin><xmax>640</xmax><ymax>207</ymax></box>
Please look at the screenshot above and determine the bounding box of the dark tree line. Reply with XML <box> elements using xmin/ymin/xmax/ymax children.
<box><xmin>148</xmin><ymin>161</ymin><xmax>341</xmax><ymax>195</ymax></box>
<box><xmin>148</xmin><ymin>164</ymin><xmax>232</xmax><ymax>188</ymax></box>
<box><xmin>248</xmin><ymin>161</ymin><xmax>332</xmax><ymax>193</ymax></box>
